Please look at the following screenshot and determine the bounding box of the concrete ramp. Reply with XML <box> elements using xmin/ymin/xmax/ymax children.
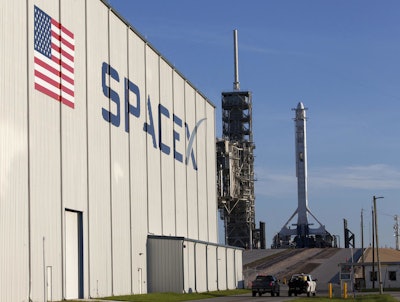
<box><xmin>243</xmin><ymin>248</ymin><xmax>361</xmax><ymax>289</ymax></box>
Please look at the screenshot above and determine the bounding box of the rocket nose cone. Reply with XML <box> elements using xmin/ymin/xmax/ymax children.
<box><xmin>297</xmin><ymin>102</ymin><xmax>305</xmax><ymax>109</ymax></box>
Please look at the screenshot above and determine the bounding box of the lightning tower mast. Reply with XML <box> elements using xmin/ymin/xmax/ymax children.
<box><xmin>217</xmin><ymin>30</ymin><xmax>256</xmax><ymax>248</ymax></box>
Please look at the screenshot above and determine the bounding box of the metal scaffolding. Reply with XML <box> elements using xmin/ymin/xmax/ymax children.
<box><xmin>216</xmin><ymin>30</ymin><xmax>257</xmax><ymax>249</ymax></box>
<box><xmin>217</xmin><ymin>90</ymin><xmax>256</xmax><ymax>248</ymax></box>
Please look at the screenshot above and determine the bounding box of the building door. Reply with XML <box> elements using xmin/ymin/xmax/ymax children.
<box><xmin>65</xmin><ymin>210</ymin><xmax>83</xmax><ymax>299</ymax></box>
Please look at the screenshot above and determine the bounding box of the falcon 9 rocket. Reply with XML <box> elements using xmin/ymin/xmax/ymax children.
<box><xmin>273</xmin><ymin>102</ymin><xmax>333</xmax><ymax>248</ymax></box>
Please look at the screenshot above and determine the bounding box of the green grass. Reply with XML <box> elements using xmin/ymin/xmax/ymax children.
<box><xmin>60</xmin><ymin>289</ymin><xmax>250</xmax><ymax>301</ymax></box>
<box><xmin>100</xmin><ymin>289</ymin><xmax>249</xmax><ymax>301</ymax></box>
<box><xmin>62</xmin><ymin>291</ymin><xmax>398</xmax><ymax>302</ymax></box>
<box><xmin>293</xmin><ymin>294</ymin><xmax>397</xmax><ymax>302</ymax></box>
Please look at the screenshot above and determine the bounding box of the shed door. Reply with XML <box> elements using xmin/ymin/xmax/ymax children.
<box><xmin>65</xmin><ymin>210</ymin><xmax>83</xmax><ymax>299</ymax></box>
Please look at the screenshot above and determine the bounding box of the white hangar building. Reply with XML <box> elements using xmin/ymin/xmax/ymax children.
<box><xmin>0</xmin><ymin>0</ymin><xmax>243</xmax><ymax>301</ymax></box>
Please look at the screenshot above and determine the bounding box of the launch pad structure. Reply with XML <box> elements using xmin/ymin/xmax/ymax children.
<box><xmin>217</xmin><ymin>30</ymin><xmax>259</xmax><ymax>249</ymax></box>
<box><xmin>272</xmin><ymin>102</ymin><xmax>333</xmax><ymax>248</ymax></box>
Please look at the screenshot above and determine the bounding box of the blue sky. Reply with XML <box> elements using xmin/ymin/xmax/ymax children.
<box><xmin>108</xmin><ymin>0</ymin><xmax>400</xmax><ymax>249</ymax></box>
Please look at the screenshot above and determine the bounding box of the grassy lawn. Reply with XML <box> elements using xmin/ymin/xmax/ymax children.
<box><xmin>294</xmin><ymin>295</ymin><xmax>398</xmax><ymax>302</ymax></box>
<box><xmin>99</xmin><ymin>289</ymin><xmax>250</xmax><ymax>301</ymax></box>
<box><xmin>62</xmin><ymin>291</ymin><xmax>398</xmax><ymax>302</ymax></box>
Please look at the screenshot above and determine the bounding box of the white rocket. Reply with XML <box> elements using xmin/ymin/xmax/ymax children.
<box><xmin>278</xmin><ymin>102</ymin><xmax>329</xmax><ymax>244</ymax></box>
<box><xmin>295</xmin><ymin>101</ymin><xmax>309</xmax><ymax>235</ymax></box>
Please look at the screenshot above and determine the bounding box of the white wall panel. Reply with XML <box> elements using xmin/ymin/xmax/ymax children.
<box><xmin>217</xmin><ymin>247</ymin><xmax>227</xmax><ymax>290</ymax></box>
<box><xmin>60</xmin><ymin>0</ymin><xmax>87</xmax><ymax>212</ymax></box>
<box><xmin>128</xmin><ymin>29</ymin><xmax>148</xmax><ymax>295</ymax></box>
<box><xmin>195</xmin><ymin>244</ymin><xmax>207</xmax><ymax>292</ymax></box>
<box><xmin>206</xmin><ymin>246</ymin><xmax>218</xmax><ymax>291</ymax></box>
<box><xmin>235</xmin><ymin>249</ymin><xmax>243</xmax><ymax>288</ymax></box>
<box><xmin>145</xmin><ymin>46</ymin><xmax>162</xmax><ymax>235</ymax></box>
<box><xmin>206</xmin><ymin>104</ymin><xmax>218</xmax><ymax>243</ymax></box>
<box><xmin>86</xmin><ymin>0</ymin><xmax>112</xmax><ymax>297</ymax></box>
<box><xmin>29</xmin><ymin>1</ymin><xmax>63</xmax><ymax>300</ymax></box>
<box><xmin>109</xmin><ymin>12</ymin><xmax>131</xmax><ymax>295</ymax></box>
<box><xmin>195</xmin><ymin>93</ymin><xmax>208</xmax><ymax>241</ymax></box>
<box><xmin>183</xmin><ymin>241</ymin><xmax>196</xmax><ymax>293</ymax></box>
<box><xmin>0</xmin><ymin>2</ymin><xmax>29</xmax><ymax>302</ymax></box>
<box><xmin>59</xmin><ymin>0</ymin><xmax>88</xmax><ymax>297</ymax></box>
<box><xmin>226</xmin><ymin>248</ymin><xmax>235</xmax><ymax>289</ymax></box>
<box><xmin>185</xmin><ymin>85</ymin><xmax>198</xmax><ymax>240</ymax></box>
<box><xmin>160</xmin><ymin>59</ymin><xmax>176</xmax><ymax>236</ymax></box>
<box><xmin>173</xmin><ymin>73</ymin><xmax>188</xmax><ymax>237</ymax></box>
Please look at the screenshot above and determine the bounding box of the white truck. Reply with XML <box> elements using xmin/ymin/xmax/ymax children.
<box><xmin>288</xmin><ymin>273</ymin><xmax>317</xmax><ymax>297</ymax></box>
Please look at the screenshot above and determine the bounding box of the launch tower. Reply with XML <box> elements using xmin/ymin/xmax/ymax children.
<box><xmin>217</xmin><ymin>30</ymin><xmax>256</xmax><ymax>248</ymax></box>
<box><xmin>273</xmin><ymin>102</ymin><xmax>333</xmax><ymax>248</ymax></box>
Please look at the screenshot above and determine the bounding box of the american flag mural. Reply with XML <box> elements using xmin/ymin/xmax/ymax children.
<box><xmin>34</xmin><ymin>6</ymin><xmax>75</xmax><ymax>108</ymax></box>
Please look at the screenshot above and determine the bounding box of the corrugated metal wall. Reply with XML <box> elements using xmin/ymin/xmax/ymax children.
<box><xmin>0</xmin><ymin>0</ymin><xmax>240</xmax><ymax>301</ymax></box>
<box><xmin>217</xmin><ymin>247</ymin><xmax>228</xmax><ymax>290</ymax></box>
<box><xmin>195</xmin><ymin>243</ymin><xmax>208</xmax><ymax>292</ymax></box>
<box><xmin>127</xmin><ymin>27</ymin><xmax>148</xmax><ymax>296</ymax></box>
<box><xmin>147</xmin><ymin>238</ymin><xmax>184</xmax><ymax>293</ymax></box>
<box><xmin>174</xmin><ymin>73</ymin><xmax>188</xmax><ymax>238</ymax></box>
<box><xmin>226</xmin><ymin>248</ymin><xmax>235</xmax><ymax>289</ymax></box>
<box><xmin>235</xmin><ymin>249</ymin><xmax>244</xmax><ymax>288</ymax></box>
<box><xmin>207</xmin><ymin>246</ymin><xmax>218</xmax><ymax>291</ymax></box>
<box><xmin>0</xmin><ymin>2</ymin><xmax>29</xmax><ymax>301</ymax></box>
<box><xmin>87</xmin><ymin>1</ymin><xmax>113</xmax><ymax>298</ymax></box>
<box><xmin>147</xmin><ymin>237</ymin><xmax>243</xmax><ymax>293</ymax></box>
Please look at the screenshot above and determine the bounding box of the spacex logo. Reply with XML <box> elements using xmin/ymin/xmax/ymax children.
<box><xmin>185</xmin><ymin>118</ymin><xmax>206</xmax><ymax>166</ymax></box>
<box><xmin>101</xmin><ymin>62</ymin><xmax>206</xmax><ymax>171</ymax></box>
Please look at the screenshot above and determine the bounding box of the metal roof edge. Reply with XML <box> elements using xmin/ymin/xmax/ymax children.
<box><xmin>147</xmin><ymin>234</ymin><xmax>244</xmax><ymax>251</ymax></box>
<box><xmin>99</xmin><ymin>0</ymin><xmax>215</xmax><ymax>109</ymax></box>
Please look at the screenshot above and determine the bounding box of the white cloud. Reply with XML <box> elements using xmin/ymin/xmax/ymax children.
<box><xmin>255</xmin><ymin>164</ymin><xmax>400</xmax><ymax>199</ymax></box>
<box><xmin>255</xmin><ymin>167</ymin><xmax>296</xmax><ymax>198</ymax></box>
<box><xmin>311</xmin><ymin>164</ymin><xmax>400</xmax><ymax>190</ymax></box>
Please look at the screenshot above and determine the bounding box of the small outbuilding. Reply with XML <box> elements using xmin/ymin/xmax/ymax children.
<box><xmin>340</xmin><ymin>248</ymin><xmax>400</xmax><ymax>290</ymax></box>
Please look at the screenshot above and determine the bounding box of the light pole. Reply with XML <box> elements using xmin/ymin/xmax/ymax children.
<box><xmin>373</xmin><ymin>195</ymin><xmax>384</xmax><ymax>294</ymax></box>
<box><xmin>361</xmin><ymin>209</ymin><xmax>365</xmax><ymax>289</ymax></box>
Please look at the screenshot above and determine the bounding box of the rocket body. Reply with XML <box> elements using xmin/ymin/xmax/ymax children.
<box><xmin>295</xmin><ymin>102</ymin><xmax>309</xmax><ymax>236</ymax></box>
<box><xmin>274</xmin><ymin>102</ymin><xmax>332</xmax><ymax>248</ymax></box>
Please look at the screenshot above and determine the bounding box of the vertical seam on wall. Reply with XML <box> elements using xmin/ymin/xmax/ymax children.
<box><xmin>27</xmin><ymin>0</ymin><xmax>32</xmax><ymax>300</ymax></box>
<box><xmin>184</xmin><ymin>83</ymin><xmax>188</xmax><ymax>239</ymax></box>
<box><xmin>194</xmin><ymin>242</ymin><xmax>197</xmax><ymax>292</ymax></box>
<box><xmin>58</xmin><ymin>0</ymin><xmax>65</xmax><ymax>298</ymax></box>
<box><xmin>107</xmin><ymin>7</ymin><xmax>114</xmax><ymax>296</ymax></box>
<box><xmin>205</xmin><ymin>101</ymin><xmax>209</xmax><ymax>243</ymax></box>
<box><xmin>144</xmin><ymin>44</ymin><xmax>149</xmax><ymax>234</ymax></box>
<box><xmin>195</xmin><ymin>94</ymin><xmax>199</xmax><ymax>241</ymax></box>
<box><xmin>158</xmin><ymin>57</ymin><xmax>163</xmax><ymax>236</ymax></box>
<box><xmin>225</xmin><ymin>248</ymin><xmax>228</xmax><ymax>289</ymax></box>
<box><xmin>172</xmin><ymin>71</ymin><xmax>177</xmax><ymax>236</ymax></box>
<box><xmin>126</xmin><ymin>25</ymin><xmax>133</xmax><ymax>295</ymax></box>
<box><xmin>84</xmin><ymin>0</ymin><xmax>91</xmax><ymax>297</ymax></box>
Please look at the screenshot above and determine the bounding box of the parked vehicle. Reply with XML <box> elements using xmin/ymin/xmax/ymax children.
<box><xmin>251</xmin><ymin>275</ymin><xmax>280</xmax><ymax>297</ymax></box>
<box><xmin>288</xmin><ymin>273</ymin><xmax>317</xmax><ymax>296</ymax></box>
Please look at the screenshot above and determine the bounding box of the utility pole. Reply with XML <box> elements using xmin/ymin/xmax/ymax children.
<box><xmin>372</xmin><ymin>205</ymin><xmax>375</xmax><ymax>289</ymax></box>
<box><xmin>394</xmin><ymin>215</ymin><xmax>399</xmax><ymax>251</ymax></box>
<box><xmin>361</xmin><ymin>209</ymin><xmax>365</xmax><ymax>286</ymax></box>
<box><xmin>373</xmin><ymin>195</ymin><xmax>384</xmax><ymax>294</ymax></box>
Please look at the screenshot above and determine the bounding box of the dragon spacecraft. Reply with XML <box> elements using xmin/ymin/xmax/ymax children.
<box><xmin>273</xmin><ymin>102</ymin><xmax>333</xmax><ymax>248</ymax></box>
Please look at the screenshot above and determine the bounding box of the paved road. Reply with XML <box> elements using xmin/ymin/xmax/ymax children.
<box><xmin>191</xmin><ymin>291</ymin><xmax>400</xmax><ymax>302</ymax></box>
<box><xmin>191</xmin><ymin>293</ymin><xmax>295</xmax><ymax>302</ymax></box>
<box><xmin>192</xmin><ymin>285</ymin><xmax>309</xmax><ymax>302</ymax></box>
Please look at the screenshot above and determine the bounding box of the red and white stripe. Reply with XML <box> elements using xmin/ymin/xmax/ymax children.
<box><xmin>34</xmin><ymin>18</ymin><xmax>75</xmax><ymax>108</ymax></box>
